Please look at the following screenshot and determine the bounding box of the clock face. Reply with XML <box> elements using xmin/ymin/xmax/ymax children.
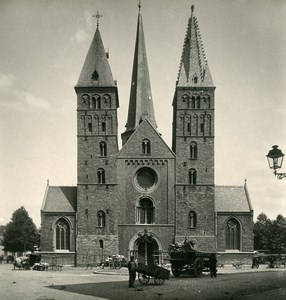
<box><xmin>135</xmin><ymin>167</ymin><xmax>158</xmax><ymax>191</ymax></box>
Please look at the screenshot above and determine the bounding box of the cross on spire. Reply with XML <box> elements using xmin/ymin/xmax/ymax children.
<box><xmin>93</xmin><ymin>11</ymin><xmax>103</xmax><ymax>29</ymax></box>
<box><xmin>138</xmin><ymin>0</ymin><xmax>141</xmax><ymax>12</ymax></box>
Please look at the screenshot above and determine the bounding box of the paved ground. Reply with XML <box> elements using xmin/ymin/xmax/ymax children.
<box><xmin>1</xmin><ymin>263</ymin><xmax>286</xmax><ymax>300</ymax></box>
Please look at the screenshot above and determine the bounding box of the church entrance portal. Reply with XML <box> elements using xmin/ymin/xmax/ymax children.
<box><xmin>137</xmin><ymin>236</ymin><xmax>159</xmax><ymax>265</ymax></box>
<box><xmin>130</xmin><ymin>229</ymin><xmax>161</xmax><ymax>265</ymax></box>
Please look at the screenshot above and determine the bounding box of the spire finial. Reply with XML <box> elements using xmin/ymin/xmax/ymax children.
<box><xmin>138</xmin><ymin>0</ymin><xmax>141</xmax><ymax>12</ymax></box>
<box><xmin>191</xmin><ymin>4</ymin><xmax>194</xmax><ymax>13</ymax></box>
<box><xmin>93</xmin><ymin>10</ymin><xmax>103</xmax><ymax>29</ymax></box>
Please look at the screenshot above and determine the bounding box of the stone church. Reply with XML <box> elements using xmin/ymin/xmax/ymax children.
<box><xmin>40</xmin><ymin>5</ymin><xmax>254</xmax><ymax>266</ymax></box>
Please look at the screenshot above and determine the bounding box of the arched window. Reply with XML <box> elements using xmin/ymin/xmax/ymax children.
<box><xmin>225</xmin><ymin>218</ymin><xmax>241</xmax><ymax>250</ymax></box>
<box><xmin>189</xmin><ymin>169</ymin><xmax>197</xmax><ymax>185</ymax></box>
<box><xmin>97</xmin><ymin>211</ymin><xmax>106</xmax><ymax>227</ymax></box>
<box><xmin>97</xmin><ymin>168</ymin><xmax>105</xmax><ymax>184</ymax></box>
<box><xmin>92</xmin><ymin>94</ymin><xmax>101</xmax><ymax>109</ymax></box>
<box><xmin>187</xmin><ymin>122</ymin><xmax>191</xmax><ymax>134</ymax></box>
<box><xmin>192</xmin><ymin>95</ymin><xmax>200</xmax><ymax>109</ymax></box>
<box><xmin>99</xmin><ymin>142</ymin><xmax>107</xmax><ymax>157</ymax></box>
<box><xmin>188</xmin><ymin>211</ymin><xmax>197</xmax><ymax>228</ymax></box>
<box><xmin>192</xmin><ymin>96</ymin><xmax>196</xmax><ymax>109</ymax></box>
<box><xmin>137</xmin><ymin>198</ymin><xmax>154</xmax><ymax>224</ymax></box>
<box><xmin>182</xmin><ymin>94</ymin><xmax>190</xmax><ymax>105</ymax></box>
<box><xmin>142</xmin><ymin>139</ymin><xmax>151</xmax><ymax>154</ymax></box>
<box><xmin>190</xmin><ymin>142</ymin><xmax>198</xmax><ymax>159</ymax></box>
<box><xmin>81</xmin><ymin>94</ymin><xmax>90</xmax><ymax>108</ymax></box>
<box><xmin>204</xmin><ymin>95</ymin><xmax>211</xmax><ymax>108</ymax></box>
<box><xmin>205</xmin><ymin>115</ymin><xmax>212</xmax><ymax>136</ymax></box>
<box><xmin>55</xmin><ymin>218</ymin><xmax>70</xmax><ymax>250</ymax></box>
<box><xmin>194</xmin><ymin>115</ymin><xmax>199</xmax><ymax>135</ymax></box>
<box><xmin>87</xmin><ymin>120</ymin><xmax>92</xmax><ymax>133</ymax></box>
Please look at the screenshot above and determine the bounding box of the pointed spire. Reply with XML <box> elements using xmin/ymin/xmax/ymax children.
<box><xmin>76</xmin><ymin>14</ymin><xmax>115</xmax><ymax>87</ymax></box>
<box><xmin>122</xmin><ymin>3</ymin><xmax>157</xmax><ymax>144</ymax></box>
<box><xmin>177</xmin><ymin>5</ymin><xmax>214</xmax><ymax>87</ymax></box>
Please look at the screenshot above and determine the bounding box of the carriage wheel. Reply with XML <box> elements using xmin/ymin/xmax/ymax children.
<box><xmin>171</xmin><ymin>265</ymin><xmax>181</xmax><ymax>277</ymax></box>
<box><xmin>154</xmin><ymin>269</ymin><xmax>165</xmax><ymax>285</ymax></box>
<box><xmin>193</xmin><ymin>258</ymin><xmax>204</xmax><ymax>277</ymax></box>
<box><xmin>138</xmin><ymin>273</ymin><xmax>150</xmax><ymax>285</ymax></box>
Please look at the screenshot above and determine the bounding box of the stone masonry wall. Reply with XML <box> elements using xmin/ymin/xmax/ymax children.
<box><xmin>40</xmin><ymin>213</ymin><xmax>76</xmax><ymax>252</ymax></box>
<box><xmin>216</xmin><ymin>213</ymin><xmax>254</xmax><ymax>252</ymax></box>
<box><xmin>76</xmin><ymin>234</ymin><xmax>118</xmax><ymax>266</ymax></box>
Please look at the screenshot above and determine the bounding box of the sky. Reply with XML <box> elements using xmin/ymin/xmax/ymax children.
<box><xmin>0</xmin><ymin>0</ymin><xmax>286</xmax><ymax>227</ymax></box>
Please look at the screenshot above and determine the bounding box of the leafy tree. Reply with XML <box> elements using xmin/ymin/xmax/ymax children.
<box><xmin>254</xmin><ymin>213</ymin><xmax>286</xmax><ymax>254</ymax></box>
<box><xmin>0</xmin><ymin>225</ymin><xmax>6</xmax><ymax>235</ymax></box>
<box><xmin>270</xmin><ymin>214</ymin><xmax>286</xmax><ymax>253</ymax></box>
<box><xmin>2</xmin><ymin>207</ymin><xmax>40</xmax><ymax>253</ymax></box>
<box><xmin>254</xmin><ymin>212</ymin><xmax>273</xmax><ymax>251</ymax></box>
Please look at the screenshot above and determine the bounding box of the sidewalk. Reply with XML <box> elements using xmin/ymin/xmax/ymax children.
<box><xmin>92</xmin><ymin>264</ymin><xmax>286</xmax><ymax>276</ymax></box>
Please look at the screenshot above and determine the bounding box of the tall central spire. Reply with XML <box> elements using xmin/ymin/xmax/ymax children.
<box><xmin>122</xmin><ymin>3</ymin><xmax>156</xmax><ymax>145</ymax></box>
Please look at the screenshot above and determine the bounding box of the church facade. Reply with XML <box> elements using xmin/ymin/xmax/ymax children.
<box><xmin>40</xmin><ymin>5</ymin><xmax>254</xmax><ymax>266</ymax></box>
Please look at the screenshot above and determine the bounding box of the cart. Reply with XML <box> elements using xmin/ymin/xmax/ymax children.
<box><xmin>169</xmin><ymin>247</ymin><xmax>214</xmax><ymax>277</ymax></box>
<box><xmin>137</xmin><ymin>263</ymin><xmax>170</xmax><ymax>285</ymax></box>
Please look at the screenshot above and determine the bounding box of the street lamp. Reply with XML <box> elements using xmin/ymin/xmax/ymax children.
<box><xmin>266</xmin><ymin>145</ymin><xmax>286</xmax><ymax>179</ymax></box>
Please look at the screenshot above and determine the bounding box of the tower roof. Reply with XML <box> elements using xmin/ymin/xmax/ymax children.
<box><xmin>177</xmin><ymin>5</ymin><xmax>214</xmax><ymax>87</ymax></box>
<box><xmin>76</xmin><ymin>27</ymin><xmax>115</xmax><ymax>87</ymax></box>
<box><xmin>123</xmin><ymin>5</ymin><xmax>157</xmax><ymax>138</ymax></box>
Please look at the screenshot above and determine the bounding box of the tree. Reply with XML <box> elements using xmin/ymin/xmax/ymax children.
<box><xmin>2</xmin><ymin>206</ymin><xmax>40</xmax><ymax>253</ymax></box>
<box><xmin>254</xmin><ymin>213</ymin><xmax>286</xmax><ymax>254</ymax></box>
<box><xmin>0</xmin><ymin>225</ymin><xmax>6</xmax><ymax>235</ymax></box>
<box><xmin>253</xmin><ymin>212</ymin><xmax>273</xmax><ymax>251</ymax></box>
<box><xmin>270</xmin><ymin>214</ymin><xmax>286</xmax><ymax>253</ymax></box>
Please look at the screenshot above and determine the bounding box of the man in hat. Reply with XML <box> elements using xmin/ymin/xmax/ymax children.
<box><xmin>127</xmin><ymin>256</ymin><xmax>137</xmax><ymax>288</ymax></box>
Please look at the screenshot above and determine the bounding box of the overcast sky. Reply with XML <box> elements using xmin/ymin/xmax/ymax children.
<box><xmin>1</xmin><ymin>0</ymin><xmax>286</xmax><ymax>227</ymax></box>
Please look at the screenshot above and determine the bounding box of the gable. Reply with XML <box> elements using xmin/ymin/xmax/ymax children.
<box><xmin>41</xmin><ymin>186</ymin><xmax>77</xmax><ymax>213</ymax></box>
<box><xmin>118</xmin><ymin>119</ymin><xmax>175</xmax><ymax>159</ymax></box>
<box><xmin>215</xmin><ymin>185</ymin><xmax>252</xmax><ymax>213</ymax></box>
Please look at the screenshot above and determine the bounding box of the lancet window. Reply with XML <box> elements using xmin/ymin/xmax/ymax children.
<box><xmin>55</xmin><ymin>218</ymin><xmax>70</xmax><ymax>250</ymax></box>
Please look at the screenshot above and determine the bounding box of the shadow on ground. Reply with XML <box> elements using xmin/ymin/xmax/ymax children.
<box><xmin>48</xmin><ymin>280</ymin><xmax>167</xmax><ymax>300</ymax></box>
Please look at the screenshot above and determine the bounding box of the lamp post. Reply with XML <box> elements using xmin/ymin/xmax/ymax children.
<box><xmin>266</xmin><ymin>145</ymin><xmax>286</xmax><ymax>179</ymax></box>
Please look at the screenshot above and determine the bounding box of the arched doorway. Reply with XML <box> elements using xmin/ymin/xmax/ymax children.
<box><xmin>129</xmin><ymin>229</ymin><xmax>163</xmax><ymax>265</ymax></box>
<box><xmin>137</xmin><ymin>236</ymin><xmax>159</xmax><ymax>265</ymax></box>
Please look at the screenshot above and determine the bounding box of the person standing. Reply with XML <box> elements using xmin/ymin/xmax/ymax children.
<box><xmin>209</xmin><ymin>253</ymin><xmax>217</xmax><ymax>278</ymax></box>
<box><xmin>252</xmin><ymin>256</ymin><xmax>259</xmax><ymax>268</ymax></box>
<box><xmin>127</xmin><ymin>256</ymin><xmax>137</xmax><ymax>288</ymax></box>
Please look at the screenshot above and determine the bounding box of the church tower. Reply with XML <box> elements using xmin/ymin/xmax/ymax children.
<box><xmin>74</xmin><ymin>16</ymin><xmax>120</xmax><ymax>263</ymax></box>
<box><xmin>117</xmin><ymin>3</ymin><xmax>175</xmax><ymax>263</ymax></box>
<box><xmin>172</xmin><ymin>6</ymin><xmax>216</xmax><ymax>250</ymax></box>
